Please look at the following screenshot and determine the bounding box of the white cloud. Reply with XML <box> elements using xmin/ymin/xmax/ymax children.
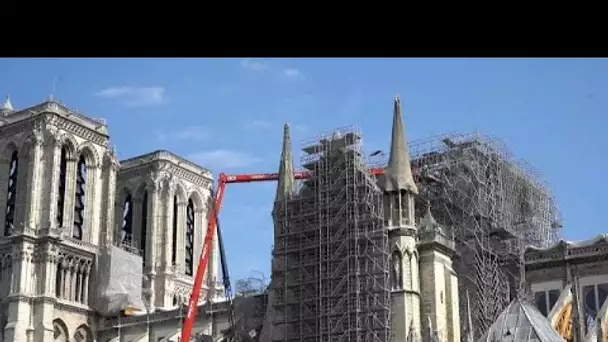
<box><xmin>283</xmin><ymin>68</ymin><xmax>304</xmax><ymax>79</ymax></box>
<box><xmin>243</xmin><ymin>120</ymin><xmax>309</xmax><ymax>134</ymax></box>
<box><xmin>188</xmin><ymin>150</ymin><xmax>261</xmax><ymax>169</ymax></box>
<box><xmin>241</xmin><ymin>58</ymin><xmax>269</xmax><ymax>71</ymax></box>
<box><xmin>240</xmin><ymin>59</ymin><xmax>305</xmax><ymax>81</ymax></box>
<box><xmin>95</xmin><ymin>86</ymin><xmax>167</xmax><ymax>107</ymax></box>
<box><xmin>294</xmin><ymin>124</ymin><xmax>309</xmax><ymax>132</ymax></box>
<box><xmin>244</xmin><ymin>120</ymin><xmax>274</xmax><ymax>130</ymax></box>
<box><xmin>157</xmin><ymin>126</ymin><xmax>210</xmax><ymax>142</ymax></box>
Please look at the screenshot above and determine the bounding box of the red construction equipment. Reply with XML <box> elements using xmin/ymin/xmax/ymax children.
<box><xmin>180</xmin><ymin>167</ymin><xmax>390</xmax><ymax>341</ymax></box>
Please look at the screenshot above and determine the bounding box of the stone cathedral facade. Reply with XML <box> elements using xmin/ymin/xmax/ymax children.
<box><xmin>0</xmin><ymin>97</ymin><xmax>223</xmax><ymax>342</ymax></box>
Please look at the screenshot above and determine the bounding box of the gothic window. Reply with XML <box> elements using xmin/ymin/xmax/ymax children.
<box><xmin>583</xmin><ymin>283</ymin><xmax>608</xmax><ymax>333</ymax></box>
<box><xmin>185</xmin><ymin>199</ymin><xmax>195</xmax><ymax>276</ymax></box>
<box><xmin>172</xmin><ymin>196</ymin><xmax>178</xmax><ymax>265</ymax></box>
<box><xmin>121</xmin><ymin>194</ymin><xmax>133</xmax><ymax>245</ymax></box>
<box><xmin>141</xmin><ymin>191</ymin><xmax>148</xmax><ymax>266</ymax></box>
<box><xmin>4</xmin><ymin>150</ymin><xmax>18</xmax><ymax>236</ymax></box>
<box><xmin>73</xmin><ymin>155</ymin><xmax>87</xmax><ymax>240</ymax></box>
<box><xmin>57</xmin><ymin>147</ymin><xmax>67</xmax><ymax>227</ymax></box>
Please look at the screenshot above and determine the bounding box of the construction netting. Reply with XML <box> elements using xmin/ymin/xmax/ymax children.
<box><xmin>93</xmin><ymin>245</ymin><xmax>145</xmax><ymax>316</ymax></box>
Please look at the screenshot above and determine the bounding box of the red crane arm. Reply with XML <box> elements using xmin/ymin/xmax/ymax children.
<box><xmin>181</xmin><ymin>167</ymin><xmax>388</xmax><ymax>341</ymax></box>
<box><xmin>223</xmin><ymin>168</ymin><xmax>385</xmax><ymax>184</ymax></box>
<box><xmin>181</xmin><ymin>173</ymin><xmax>228</xmax><ymax>341</ymax></box>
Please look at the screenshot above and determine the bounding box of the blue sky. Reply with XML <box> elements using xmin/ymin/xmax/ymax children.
<box><xmin>0</xmin><ymin>58</ymin><xmax>605</xmax><ymax>283</ymax></box>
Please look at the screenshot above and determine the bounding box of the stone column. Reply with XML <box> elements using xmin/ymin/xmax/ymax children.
<box><xmin>102</xmin><ymin>153</ymin><xmax>118</xmax><ymax>246</ymax></box>
<box><xmin>61</xmin><ymin>261</ymin><xmax>68</xmax><ymax>299</ymax></box>
<box><xmin>194</xmin><ymin>208</ymin><xmax>205</xmax><ymax>275</ymax></box>
<box><xmin>146</xmin><ymin>181</ymin><xmax>161</xmax><ymax>311</ymax></box>
<box><xmin>4</xmin><ymin>246</ymin><xmax>33</xmax><ymax>341</ymax></box>
<box><xmin>132</xmin><ymin>196</ymin><xmax>143</xmax><ymax>252</ymax></box>
<box><xmin>83</xmin><ymin>165</ymin><xmax>99</xmax><ymax>244</ymax></box>
<box><xmin>83</xmin><ymin>267</ymin><xmax>90</xmax><ymax>304</ymax></box>
<box><xmin>71</xmin><ymin>266</ymin><xmax>78</xmax><ymax>302</ymax></box>
<box><xmin>164</xmin><ymin>192</ymin><xmax>175</xmax><ymax>270</ymax></box>
<box><xmin>176</xmin><ymin>200</ymin><xmax>187</xmax><ymax>275</ymax></box>
<box><xmin>47</xmin><ymin>138</ymin><xmax>63</xmax><ymax>230</ymax></box>
<box><xmin>34</xmin><ymin>243</ymin><xmax>57</xmax><ymax>342</ymax></box>
<box><xmin>26</xmin><ymin>132</ymin><xmax>44</xmax><ymax>230</ymax></box>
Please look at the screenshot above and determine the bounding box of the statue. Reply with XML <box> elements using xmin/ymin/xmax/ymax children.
<box><xmin>391</xmin><ymin>251</ymin><xmax>403</xmax><ymax>289</ymax></box>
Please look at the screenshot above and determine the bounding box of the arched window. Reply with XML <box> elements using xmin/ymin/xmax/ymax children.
<box><xmin>171</xmin><ymin>196</ymin><xmax>178</xmax><ymax>265</ymax></box>
<box><xmin>185</xmin><ymin>198</ymin><xmax>195</xmax><ymax>276</ymax></box>
<box><xmin>140</xmin><ymin>191</ymin><xmax>148</xmax><ymax>266</ymax></box>
<box><xmin>4</xmin><ymin>150</ymin><xmax>18</xmax><ymax>236</ymax></box>
<box><xmin>121</xmin><ymin>194</ymin><xmax>133</xmax><ymax>245</ymax></box>
<box><xmin>57</xmin><ymin>147</ymin><xmax>68</xmax><ymax>227</ymax></box>
<box><xmin>73</xmin><ymin>155</ymin><xmax>87</xmax><ymax>240</ymax></box>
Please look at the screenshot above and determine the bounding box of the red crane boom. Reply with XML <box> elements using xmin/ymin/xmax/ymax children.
<box><xmin>181</xmin><ymin>168</ymin><xmax>387</xmax><ymax>341</ymax></box>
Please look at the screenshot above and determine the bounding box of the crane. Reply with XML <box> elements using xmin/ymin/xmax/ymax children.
<box><xmin>181</xmin><ymin>166</ymin><xmax>437</xmax><ymax>341</ymax></box>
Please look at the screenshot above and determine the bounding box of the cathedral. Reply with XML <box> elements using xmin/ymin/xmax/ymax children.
<box><xmin>3</xmin><ymin>92</ymin><xmax>606</xmax><ymax>342</ymax></box>
<box><xmin>0</xmin><ymin>96</ymin><xmax>227</xmax><ymax>342</ymax></box>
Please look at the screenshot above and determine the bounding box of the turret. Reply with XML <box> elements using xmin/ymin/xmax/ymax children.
<box><xmin>385</xmin><ymin>96</ymin><xmax>422</xmax><ymax>341</ymax></box>
<box><xmin>418</xmin><ymin>203</ymin><xmax>460</xmax><ymax>342</ymax></box>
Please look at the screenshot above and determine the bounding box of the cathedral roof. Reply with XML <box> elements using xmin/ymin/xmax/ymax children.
<box><xmin>0</xmin><ymin>98</ymin><xmax>109</xmax><ymax>136</ymax></box>
<box><xmin>381</xmin><ymin>96</ymin><xmax>418</xmax><ymax>194</ymax></box>
<box><xmin>478</xmin><ymin>299</ymin><xmax>565</xmax><ymax>342</ymax></box>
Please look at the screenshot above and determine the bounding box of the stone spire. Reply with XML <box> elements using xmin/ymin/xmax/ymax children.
<box><xmin>383</xmin><ymin>96</ymin><xmax>418</xmax><ymax>194</ymax></box>
<box><xmin>274</xmin><ymin>123</ymin><xmax>295</xmax><ymax>203</ymax></box>
<box><xmin>419</xmin><ymin>202</ymin><xmax>446</xmax><ymax>237</ymax></box>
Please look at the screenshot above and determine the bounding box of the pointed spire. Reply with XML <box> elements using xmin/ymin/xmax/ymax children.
<box><xmin>383</xmin><ymin>96</ymin><xmax>418</xmax><ymax>194</ymax></box>
<box><xmin>2</xmin><ymin>95</ymin><xmax>13</xmax><ymax>112</ymax></box>
<box><xmin>274</xmin><ymin>123</ymin><xmax>295</xmax><ymax>203</ymax></box>
<box><xmin>419</xmin><ymin>201</ymin><xmax>448</xmax><ymax>240</ymax></box>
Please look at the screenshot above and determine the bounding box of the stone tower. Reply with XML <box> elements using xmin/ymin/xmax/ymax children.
<box><xmin>116</xmin><ymin>150</ymin><xmax>217</xmax><ymax>312</ymax></box>
<box><xmin>382</xmin><ymin>96</ymin><xmax>422</xmax><ymax>341</ymax></box>
<box><xmin>0</xmin><ymin>98</ymin><xmax>115</xmax><ymax>341</ymax></box>
<box><xmin>418</xmin><ymin>204</ymin><xmax>460</xmax><ymax>342</ymax></box>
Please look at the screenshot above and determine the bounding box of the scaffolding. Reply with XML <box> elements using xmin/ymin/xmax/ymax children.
<box><xmin>232</xmin><ymin>275</ymin><xmax>269</xmax><ymax>341</ymax></box>
<box><xmin>407</xmin><ymin>131</ymin><xmax>563</xmax><ymax>338</ymax></box>
<box><xmin>271</xmin><ymin>126</ymin><xmax>391</xmax><ymax>342</ymax></box>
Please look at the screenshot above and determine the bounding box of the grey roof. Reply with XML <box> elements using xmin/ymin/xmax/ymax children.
<box><xmin>382</xmin><ymin>96</ymin><xmax>418</xmax><ymax>194</ymax></box>
<box><xmin>479</xmin><ymin>299</ymin><xmax>565</xmax><ymax>342</ymax></box>
<box><xmin>274</xmin><ymin>123</ymin><xmax>295</xmax><ymax>203</ymax></box>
